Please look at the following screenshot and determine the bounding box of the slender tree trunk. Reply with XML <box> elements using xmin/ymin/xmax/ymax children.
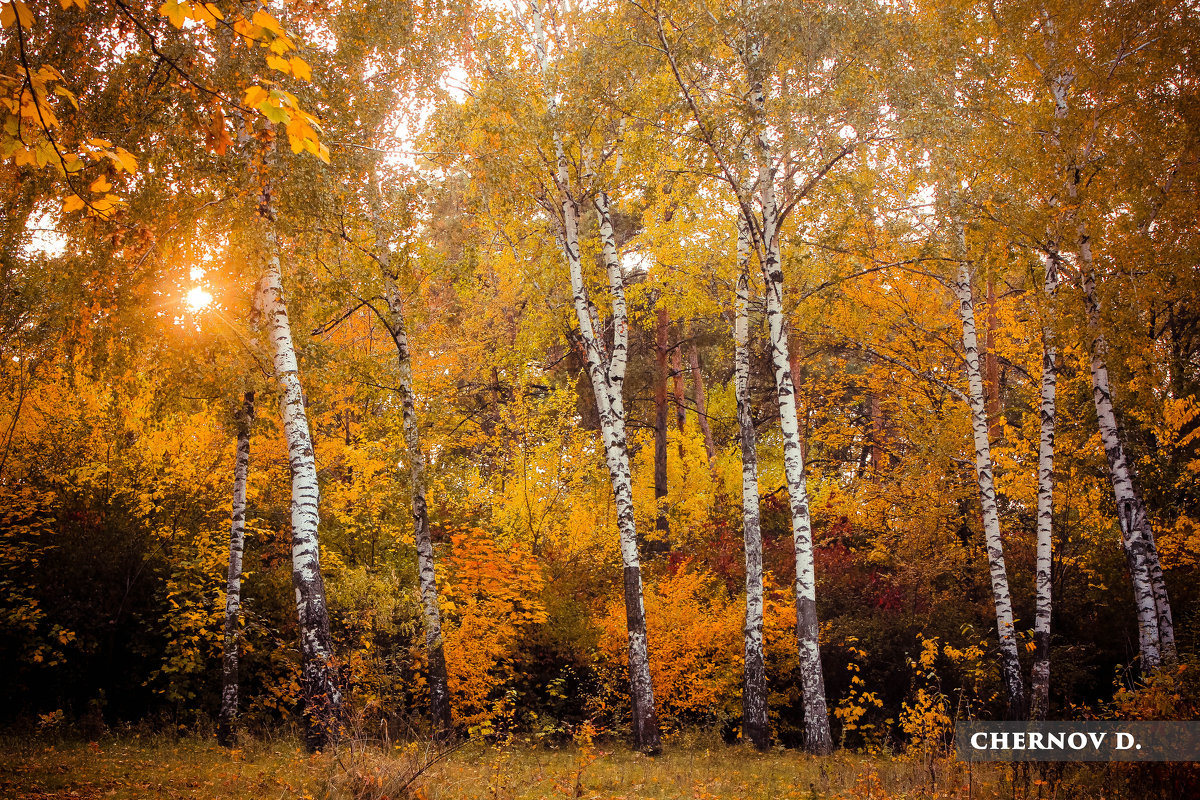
<box><xmin>218</xmin><ymin>391</ymin><xmax>254</xmax><ymax>747</ymax></box>
<box><xmin>256</xmin><ymin>204</ymin><xmax>342</xmax><ymax>749</ymax></box>
<box><xmin>1031</xmin><ymin>250</ymin><xmax>1059</xmax><ymax>721</ymax></box>
<box><xmin>1040</xmin><ymin>20</ymin><xmax>1174</xmax><ymax>667</ymax></box>
<box><xmin>687</xmin><ymin>324</ymin><xmax>717</xmax><ymax>465</ymax></box>
<box><xmin>385</xmin><ymin>281</ymin><xmax>454</xmax><ymax>736</ymax></box>
<box><xmin>759</xmin><ymin>166</ymin><xmax>832</xmax><ymax>755</ymax></box>
<box><xmin>985</xmin><ymin>279</ymin><xmax>1002</xmax><ymax>442</ymax></box>
<box><xmin>529</xmin><ymin>0</ymin><xmax>659</xmax><ymax>753</ymax></box>
<box><xmin>671</xmin><ymin>342</ymin><xmax>686</xmax><ymax>438</ymax></box>
<box><xmin>869</xmin><ymin>395</ymin><xmax>885</xmax><ymax>473</ymax></box>
<box><xmin>951</xmin><ymin>220</ymin><xmax>1027</xmax><ymax>719</ymax></box>
<box><xmin>654</xmin><ymin>305</ymin><xmax>671</xmax><ymax>542</ymax></box>
<box><xmin>1080</xmin><ymin>262</ymin><xmax>1170</xmax><ymax>668</ymax></box>
<box><xmin>370</xmin><ymin>199</ymin><xmax>454</xmax><ymax>736</ymax></box>
<box><xmin>735</xmin><ymin>214</ymin><xmax>769</xmax><ymax>750</ymax></box>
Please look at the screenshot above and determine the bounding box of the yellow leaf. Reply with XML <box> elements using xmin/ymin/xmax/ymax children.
<box><xmin>113</xmin><ymin>147</ymin><xmax>137</xmax><ymax>173</ymax></box>
<box><xmin>268</xmin><ymin>35</ymin><xmax>295</xmax><ymax>54</ymax></box>
<box><xmin>54</xmin><ymin>86</ymin><xmax>78</xmax><ymax>110</ymax></box>
<box><xmin>6</xmin><ymin>1</ymin><xmax>36</xmax><ymax>28</ymax></box>
<box><xmin>289</xmin><ymin>57</ymin><xmax>311</xmax><ymax>82</ymax></box>
<box><xmin>243</xmin><ymin>85</ymin><xmax>270</xmax><ymax>107</ymax></box>
<box><xmin>266</xmin><ymin>54</ymin><xmax>291</xmax><ymax>75</ymax></box>
<box><xmin>89</xmin><ymin>175</ymin><xmax>110</xmax><ymax>192</ymax></box>
<box><xmin>158</xmin><ymin>0</ymin><xmax>189</xmax><ymax>29</ymax></box>
<box><xmin>251</xmin><ymin>10</ymin><xmax>283</xmax><ymax>36</ymax></box>
<box><xmin>88</xmin><ymin>137</ymin><xmax>112</xmax><ymax>147</ymax></box>
<box><xmin>63</xmin><ymin>193</ymin><xmax>86</xmax><ymax>213</ymax></box>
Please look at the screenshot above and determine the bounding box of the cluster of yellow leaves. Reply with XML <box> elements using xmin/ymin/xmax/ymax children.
<box><xmin>833</xmin><ymin>638</ymin><xmax>885</xmax><ymax>750</ymax></box>
<box><xmin>3</xmin><ymin>0</ymin><xmax>326</xmax><ymax>215</ymax></box>
<box><xmin>2</xmin><ymin>0</ymin><xmax>137</xmax><ymax>216</ymax></box>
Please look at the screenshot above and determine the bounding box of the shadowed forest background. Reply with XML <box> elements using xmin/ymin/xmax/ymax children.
<box><xmin>2</xmin><ymin>0</ymin><xmax>1200</xmax><ymax>796</ymax></box>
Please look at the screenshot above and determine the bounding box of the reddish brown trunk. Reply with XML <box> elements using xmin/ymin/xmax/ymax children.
<box><xmin>687</xmin><ymin>325</ymin><xmax>716</xmax><ymax>465</ymax></box>
<box><xmin>654</xmin><ymin>306</ymin><xmax>670</xmax><ymax>541</ymax></box>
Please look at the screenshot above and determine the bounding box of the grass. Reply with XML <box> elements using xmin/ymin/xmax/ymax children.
<box><xmin>0</xmin><ymin>732</ymin><xmax>1184</xmax><ymax>799</ymax></box>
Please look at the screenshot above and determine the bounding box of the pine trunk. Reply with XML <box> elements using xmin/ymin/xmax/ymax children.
<box><xmin>759</xmin><ymin>169</ymin><xmax>832</xmax><ymax>755</ymax></box>
<box><xmin>218</xmin><ymin>391</ymin><xmax>253</xmax><ymax>747</ymax></box>
<box><xmin>735</xmin><ymin>214</ymin><xmax>769</xmax><ymax>750</ymax></box>
<box><xmin>258</xmin><ymin>226</ymin><xmax>342</xmax><ymax>749</ymax></box>
<box><xmin>951</xmin><ymin>226</ymin><xmax>1027</xmax><ymax>719</ymax></box>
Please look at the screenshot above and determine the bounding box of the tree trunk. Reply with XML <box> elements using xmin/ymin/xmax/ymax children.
<box><xmin>1031</xmin><ymin>251</ymin><xmax>1059</xmax><ymax>721</ymax></box>
<box><xmin>687</xmin><ymin>323</ymin><xmax>717</xmax><ymax>465</ymax></box>
<box><xmin>951</xmin><ymin>220</ymin><xmax>1027</xmax><ymax>720</ymax></box>
<box><xmin>984</xmin><ymin>278</ymin><xmax>1002</xmax><ymax>442</ymax></box>
<box><xmin>671</xmin><ymin>341</ymin><xmax>686</xmax><ymax>438</ymax></box>
<box><xmin>370</xmin><ymin>198</ymin><xmax>454</xmax><ymax>736</ymax></box>
<box><xmin>735</xmin><ymin>213</ymin><xmax>769</xmax><ymax>750</ymax></box>
<box><xmin>529</xmin><ymin>0</ymin><xmax>659</xmax><ymax>751</ymax></box>
<box><xmin>654</xmin><ymin>305</ymin><xmax>671</xmax><ymax>543</ymax></box>
<box><xmin>385</xmin><ymin>280</ymin><xmax>454</xmax><ymax>736</ymax></box>
<box><xmin>218</xmin><ymin>391</ymin><xmax>253</xmax><ymax>747</ymax></box>
<box><xmin>759</xmin><ymin>162</ymin><xmax>833</xmax><ymax>755</ymax></box>
<box><xmin>1080</xmin><ymin>262</ymin><xmax>1170</xmax><ymax>668</ymax></box>
<box><xmin>256</xmin><ymin>212</ymin><xmax>342</xmax><ymax>750</ymax></box>
<box><xmin>1042</xmin><ymin>35</ymin><xmax>1175</xmax><ymax>666</ymax></box>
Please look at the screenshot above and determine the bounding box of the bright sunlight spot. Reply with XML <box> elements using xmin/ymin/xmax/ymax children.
<box><xmin>185</xmin><ymin>287</ymin><xmax>213</xmax><ymax>312</ymax></box>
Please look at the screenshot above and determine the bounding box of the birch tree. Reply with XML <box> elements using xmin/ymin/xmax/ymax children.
<box><xmin>525</xmin><ymin>0</ymin><xmax>661</xmax><ymax>753</ymax></box>
<box><xmin>254</xmin><ymin>180</ymin><xmax>343</xmax><ymax>749</ymax></box>
<box><xmin>1034</xmin><ymin>10</ymin><xmax>1176</xmax><ymax>667</ymax></box>
<box><xmin>734</xmin><ymin>213</ymin><xmax>768</xmax><ymax>750</ymax></box>
<box><xmin>367</xmin><ymin>190</ymin><xmax>454</xmax><ymax>736</ymax></box>
<box><xmin>218</xmin><ymin>391</ymin><xmax>253</xmax><ymax>747</ymax></box>
<box><xmin>948</xmin><ymin>202</ymin><xmax>1027</xmax><ymax>719</ymax></box>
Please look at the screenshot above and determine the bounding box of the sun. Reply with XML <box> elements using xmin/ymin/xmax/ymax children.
<box><xmin>185</xmin><ymin>287</ymin><xmax>213</xmax><ymax>312</ymax></box>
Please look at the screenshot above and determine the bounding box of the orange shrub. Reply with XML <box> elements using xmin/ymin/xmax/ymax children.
<box><xmin>594</xmin><ymin>564</ymin><xmax>743</xmax><ymax>730</ymax></box>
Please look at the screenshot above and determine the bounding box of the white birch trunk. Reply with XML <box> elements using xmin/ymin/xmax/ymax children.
<box><xmin>1042</xmin><ymin>24</ymin><xmax>1175</xmax><ymax>667</ymax></box>
<box><xmin>385</xmin><ymin>279</ymin><xmax>454</xmax><ymax>735</ymax></box>
<box><xmin>257</xmin><ymin>214</ymin><xmax>342</xmax><ymax>749</ymax></box>
<box><xmin>759</xmin><ymin>165</ymin><xmax>832</xmax><ymax>755</ymax></box>
<box><xmin>735</xmin><ymin>213</ymin><xmax>769</xmax><ymax>750</ymax></box>
<box><xmin>1080</xmin><ymin>261</ymin><xmax>1166</xmax><ymax>669</ymax></box>
<box><xmin>218</xmin><ymin>391</ymin><xmax>253</xmax><ymax>747</ymax></box>
<box><xmin>1031</xmin><ymin>252</ymin><xmax>1058</xmax><ymax>721</ymax></box>
<box><xmin>951</xmin><ymin>219</ymin><xmax>1027</xmax><ymax>719</ymax></box>
<box><xmin>529</xmin><ymin>0</ymin><xmax>660</xmax><ymax>753</ymax></box>
<box><xmin>371</xmin><ymin>204</ymin><xmax>454</xmax><ymax>736</ymax></box>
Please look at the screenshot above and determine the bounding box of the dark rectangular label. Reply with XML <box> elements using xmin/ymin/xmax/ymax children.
<box><xmin>955</xmin><ymin>722</ymin><xmax>1200</xmax><ymax>762</ymax></box>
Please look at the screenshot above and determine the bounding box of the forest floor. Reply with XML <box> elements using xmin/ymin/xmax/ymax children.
<box><xmin>0</xmin><ymin>733</ymin><xmax>1170</xmax><ymax>799</ymax></box>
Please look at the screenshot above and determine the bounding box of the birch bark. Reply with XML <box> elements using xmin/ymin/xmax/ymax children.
<box><xmin>759</xmin><ymin>162</ymin><xmax>832</xmax><ymax>755</ymax></box>
<box><xmin>1041</xmin><ymin>19</ymin><xmax>1174</xmax><ymax>667</ymax></box>
<box><xmin>735</xmin><ymin>213</ymin><xmax>769</xmax><ymax>750</ymax></box>
<box><xmin>368</xmin><ymin>202</ymin><xmax>454</xmax><ymax>735</ymax></box>
<box><xmin>529</xmin><ymin>0</ymin><xmax>660</xmax><ymax>753</ymax></box>
<box><xmin>256</xmin><ymin>210</ymin><xmax>342</xmax><ymax>749</ymax></box>
<box><xmin>218</xmin><ymin>391</ymin><xmax>253</xmax><ymax>747</ymax></box>
<box><xmin>1031</xmin><ymin>251</ymin><xmax>1059</xmax><ymax>720</ymax></box>
<box><xmin>950</xmin><ymin>219</ymin><xmax>1027</xmax><ymax>719</ymax></box>
<box><xmin>1081</xmin><ymin>261</ymin><xmax>1167</xmax><ymax>668</ymax></box>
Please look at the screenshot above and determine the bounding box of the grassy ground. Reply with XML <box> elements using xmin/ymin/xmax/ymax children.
<box><xmin>0</xmin><ymin>734</ymin><xmax>1182</xmax><ymax>799</ymax></box>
